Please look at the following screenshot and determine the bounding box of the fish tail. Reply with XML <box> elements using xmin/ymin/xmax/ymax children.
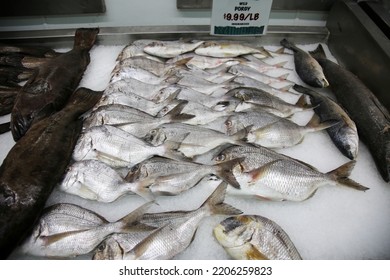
<box><xmin>280</xmin><ymin>39</ymin><xmax>300</xmax><ymax>52</ymax></box>
<box><xmin>163</xmin><ymin>100</ymin><xmax>195</xmax><ymax>122</ymax></box>
<box><xmin>309</xmin><ymin>44</ymin><xmax>327</xmax><ymax>61</ymax></box>
<box><xmin>65</xmin><ymin>87</ymin><xmax>103</xmax><ymax>115</ymax></box>
<box><xmin>213</xmin><ymin>158</ymin><xmax>244</xmax><ymax>189</ymax></box>
<box><xmin>201</xmin><ymin>181</ymin><xmax>242</xmax><ymax>216</ymax></box>
<box><xmin>295</xmin><ymin>94</ymin><xmax>314</xmax><ymax>110</ymax></box>
<box><xmin>327</xmin><ymin>160</ymin><xmax>369</xmax><ymax>191</ymax></box>
<box><xmin>118</xmin><ymin>201</ymin><xmax>155</xmax><ymax>232</ymax></box>
<box><xmin>73</xmin><ymin>28</ymin><xmax>99</xmax><ymax>51</ymax></box>
<box><xmin>305</xmin><ymin>114</ymin><xmax>339</xmax><ymax>132</ymax></box>
<box><xmin>162</xmin><ymin>140</ymin><xmax>193</xmax><ymax>162</ymax></box>
<box><xmin>130</xmin><ymin>183</ymin><xmax>155</xmax><ymax>202</ymax></box>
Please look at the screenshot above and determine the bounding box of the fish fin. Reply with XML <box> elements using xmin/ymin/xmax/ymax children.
<box><xmin>42</xmin><ymin>229</ymin><xmax>90</xmax><ymax>246</ymax></box>
<box><xmin>295</xmin><ymin>94</ymin><xmax>312</xmax><ymax>110</ymax></box>
<box><xmin>73</xmin><ymin>28</ymin><xmax>99</xmax><ymax>51</ymax></box>
<box><xmin>309</xmin><ymin>44</ymin><xmax>327</xmax><ymax>61</ymax></box>
<box><xmin>273</xmin><ymin>47</ymin><xmax>286</xmax><ymax>55</ymax></box>
<box><xmin>163</xmin><ymin>100</ymin><xmax>195</xmax><ymax>122</ymax></box>
<box><xmin>276</xmin><ymin>73</ymin><xmax>290</xmax><ymax>81</ymax></box>
<box><xmin>162</xmin><ymin>72</ymin><xmax>182</xmax><ymax>84</ymax></box>
<box><xmin>327</xmin><ymin>160</ymin><xmax>369</xmax><ymax>191</ymax></box>
<box><xmin>174</xmin><ymin>57</ymin><xmax>193</xmax><ymax>67</ymax></box>
<box><xmin>162</xmin><ymin>140</ymin><xmax>193</xmax><ymax>162</ymax></box>
<box><xmin>118</xmin><ymin>201</ymin><xmax>155</xmax><ymax>231</ymax></box>
<box><xmin>74</xmin><ymin>183</ymin><xmax>99</xmax><ymax>200</ymax></box>
<box><xmin>258</xmin><ymin>47</ymin><xmax>273</xmax><ymax>58</ymax></box>
<box><xmin>65</xmin><ymin>87</ymin><xmax>103</xmax><ymax>115</ymax></box>
<box><xmin>280</xmin><ymin>38</ymin><xmax>299</xmax><ymax>52</ymax></box>
<box><xmin>247</xmin><ymin>160</ymin><xmax>284</xmax><ymax>183</ymax></box>
<box><xmin>130</xmin><ymin>224</ymin><xmax>170</xmax><ymax>259</ymax></box>
<box><xmin>214</xmin><ymin>158</ymin><xmax>244</xmax><ymax>189</ymax></box>
<box><xmin>201</xmin><ymin>181</ymin><xmax>243</xmax><ymax>215</ymax></box>
<box><xmin>0</xmin><ymin>122</ymin><xmax>11</xmax><ymax>134</ymax></box>
<box><xmin>272</xmin><ymin>61</ymin><xmax>289</xmax><ymax>68</ymax></box>
<box><xmin>279</xmin><ymin>84</ymin><xmax>294</xmax><ymax>92</ymax></box>
<box><xmin>131</xmin><ymin>183</ymin><xmax>155</xmax><ymax>202</ymax></box>
<box><xmin>305</xmin><ymin>114</ymin><xmax>339</xmax><ymax>132</ymax></box>
<box><xmin>247</xmin><ymin>244</ymin><xmax>269</xmax><ymax>260</ymax></box>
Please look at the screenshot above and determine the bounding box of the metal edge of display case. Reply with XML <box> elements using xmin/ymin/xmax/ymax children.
<box><xmin>327</xmin><ymin>0</ymin><xmax>390</xmax><ymax>111</ymax></box>
<box><xmin>0</xmin><ymin>25</ymin><xmax>329</xmax><ymax>48</ymax></box>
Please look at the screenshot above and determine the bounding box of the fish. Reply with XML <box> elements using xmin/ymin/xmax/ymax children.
<box><xmin>117</xmin><ymin>40</ymin><xmax>164</xmax><ymax>62</ymax></box>
<box><xmin>176</xmin><ymin>73</ymin><xmax>233</xmax><ymax>95</ymax></box>
<box><xmin>225</xmin><ymin>87</ymin><xmax>312</xmax><ymax>118</ymax></box>
<box><xmin>0</xmin><ymin>87</ymin><xmax>103</xmax><ymax>259</ymax></box>
<box><xmin>293</xmin><ymin>84</ymin><xmax>359</xmax><ymax>160</ymax></box>
<box><xmin>19</xmin><ymin>202</ymin><xmax>154</xmax><ymax>258</ymax></box>
<box><xmin>311</xmin><ymin>44</ymin><xmax>390</xmax><ymax>182</ymax></box>
<box><xmin>213</xmin><ymin>145</ymin><xmax>369</xmax><ymax>201</ymax></box>
<box><xmin>113</xmin><ymin>56</ymin><xmax>174</xmax><ymax>77</ymax></box>
<box><xmin>0</xmin><ymin>65</ymin><xmax>34</xmax><ymax>85</ymax></box>
<box><xmin>72</xmin><ymin>124</ymin><xmax>186</xmax><ymax>168</ymax></box>
<box><xmin>11</xmin><ymin>28</ymin><xmax>99</xmax><ymax>141</ymax></box>
<box><xmin>232</xmin><ymin>75</ymin><xmax>295</xmax><ymax>97</ymax></box>
<box><xmin>280</xmin><ymin>38</ymin><xmax>328</xmax><ymax>88</ymax></box>
<box><xmin>83</xmin><ymin>101</ymin><xmax>193</xmax><ymax>138</ymax></box>
<box><xmin>0</xmin><ymin>53</ymin><xmax>51</xmax><ymax>69</ymax></box>
<box><xmin>110</xmin><ymin>65</ymin><xmax>180</xmax><ymax>85</ymax></box>
<box><xmin>59</xmin><ymin>160</ymin><xmax>153</xmax><ymax>202</ymax></box>
<box><xmin>100</xmin><ymin>182</ymin><xmax>242</xmax><ymax>260</ymax></box>
<box><xmin>194</xmin><ymin>41</ymin><xmax>271</xmax><ymax>58</ymax></box>
<box><xmin>0</xmin><ymin>86</ymin><xmax>20</xmax><ymax>116</ymax></box>
<box><xmin>125</xmin><ymin>156</ymin><xmax>242</xmax><ymax>195</ymax></box>
<box><xmin>245</xmin><ymin>114</ymin><xmax>338</xmax><ymax>148</ymax></box>
<box><xmin>214</xmin><ymin>215</ymin><xmax>302</xmax><ymax>260</ymax></box>
<box><xmin>0</xmin><ymin>43</ymin><xmax>59</xmax><ymax>58</ymax></box>
<box><xmin>143</xmin><ymin>40</ymin><xmax>204</xmax><ymax>58</ymax></box>
<box><xmin>185</xmin><ymin>55</ymin><xmax>242</xmax><ymax>69</ymax></box>
<box><xmin>143</xmin><ymin>122</ymin><xmax>248</xmax><ymax>158</ymax></box>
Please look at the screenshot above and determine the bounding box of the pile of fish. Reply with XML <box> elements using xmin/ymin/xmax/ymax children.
<box><xmin>5</xmin><ymin>37</ymin><xmax>377</xmax><ymax>260</ymax></box>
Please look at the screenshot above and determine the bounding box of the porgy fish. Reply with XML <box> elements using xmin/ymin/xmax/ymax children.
<box><xmin>11</xmin><ymin>28</ymin><xmax>99</xmax><ymax>141</ymax></box>
<box><xmin>214</xmin><ymin>215</ymin><xmax>302</xmax><ymax>260</ymax></box>
<box><xmin>59</xmin><ymin>160</ymin><xmax>153</xmax><ymax>202</ymax></box>
<box><xmin>280</xmin><ymin>38</ymin><xmax>328</xmax><ymax>88</ymax></box>
<box><xmin>99</xmin><ymin>182</ymin><xmax>242</xmax><ymax>260</ymax></box>
<box><xmin>194</xmin><ymin>41</ymin><xmax>271</xmax><ymax>58</ymax></box>
<box><xmin>293</xmin><ymin>84</ymin><xmax>359</xmax><ymax>160</ymax></box>
<box><xmin>117</xmin><ymin>40</ymin><xmax>163</xmax><ymax>62</ymax></box>
<box><xmin>311</xmin><ymin>44</ymin><xmax>390</xmax><ymax>182</ymax></box>
<box><xmin>143</xmin><ymin>40</ymin><xmax>204</xmax><ymax>58</ymax></box>
<box><xmin>19</xmin><ymin>202</ymin><xmax>154</xmax><ymax>258</ymax></box>
<box><xmin>0</xmin><ymin>87</ymin><xmax>102</xmax><ymax>259</ymax></box>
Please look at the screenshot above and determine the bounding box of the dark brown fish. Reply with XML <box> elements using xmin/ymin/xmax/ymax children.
<box><xmin>0</xmin><ymin>66</ymin><xmax>34</xmax><ymax>85</ymax></box>
<box><xmin>311</xmin><ymin>44</ymin><xmax>390</xmax><ymax>182</ymax></box>
<box><xmin>0</xmin><ymin>87</ymin><xmax>103</xmax><ymax>260</ymax></box>
<box><xmin>0</xmin><ymin>86</ymin><xmax>20</xmax><ymax>116</ymax></box>
<box><xmin>0</xmin><ymin>122</ymin><xmax>10</xmax><ymax>134</ymax></box>
<box><xmin>11</xmin><ymin>28</ymin><xmax>99</xmax><ymax>141</ymax></box>
<box><xmin>0</xmin><ymin>53</ymin><xmax>52</xmax><ymax>69</ymax></box>
<box><xmin>0</xmin><ymin>43</ymin><xmax>59</xmax><ymax>58</ymax></box>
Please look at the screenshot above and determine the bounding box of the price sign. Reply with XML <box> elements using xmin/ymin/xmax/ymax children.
<box><xmin>210</xmin><ymin>0</ymin><xmax>273</xmax><ymax>36</ymax></box>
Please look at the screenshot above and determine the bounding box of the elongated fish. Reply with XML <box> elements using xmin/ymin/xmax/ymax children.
<box><xmin>59</xmin><ymin>160</ymin><xmax>153</xmax><ymax>202</ymax></box>
<box><xmin>97</xmin><ymin>182</ymin><xmax>242</xmax><ymax>260</ymax></box>
<box><xmin>194</xmin><ymin>41</ymin><xmax>271</xmax><ymax>58</ymax></box>
<box><xmin>311</xmin><ymin>44</ymin><xmax>390</xmax><ymax>182</ymax></box>
<box><xmin>11</xmin><ymin>28</ymin><xmax>99</xmax><ymax>141</ymax></box>
<box><xmin>214</xmin><ymin>215</ymin><xmax>302</xmax><ymax>260</ymax></box>
<box><xmin>293</xmin><ymin>84</ymin><xmax>359</xmax><ymax>160</ymax></box>
<box><xmin>280</xmin><ymin>38</ymin><xmax>328</xmax><ymax>88</ymax></box>
<box><xmin>143</xmin><ymin>40</ymin><xmax>204</xmax><ymax>58</ymax></box>
<box><xmin>19</xmin><ymin>202</ymin><xmax>153</xmax><ymax>258</ymax></box>
<box><xmin>0</xmin><ymin>87</ymin><xmax>102</xmax><ymax>259</ymax></box>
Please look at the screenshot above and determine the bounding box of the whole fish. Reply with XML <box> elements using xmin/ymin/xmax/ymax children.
<box><xmin>246</xmin><ymin>114</ymin><xmax>337</xmax><ymax>148</ymax></box>
<box><xmin>185</xmin><ymin>55</ymin><xmax>242</xmax><ymax>69</ymax></box>
<box><xmin>100</xmin><ymin>182</ymin><xmax>242</xmax><ymax>260</ymax></box>
<box><xmin>72</xmin><ymin>124</ymin><xmax>186</xmax><ymax>168</ymax></box>
<box><xmin>112</xmin><ymin>56</ymin><xmax>178</xmax><ymax>77</ymax></box>
<box><xmin>213</xmin><ymin>146</ymin><xmax>369</xmax><ymax>201</ymax></box>
<box><xmin>19</xmin><ymin>202</ymin><xmax>153</xmax><ymax>258</ymax></box>
<box><xmin>214</xmin><ymin>215</ymin><xmax>302</xmax><ymax>260</ymax></box>
<box><xmin>59</xmin><ymin>160</ymin><xmax>153</xmax><ymax>202</ymax></box>
<box><xmin>117</xmin><ymin>40</ymin><xmax>164</xmax><ymax>62</ymax></box>
<box><xmin>125</xmin><ymin>156</ymin><xmax>242</xmax><ymax>195</ymax></box>
<box><xmin>143</xmin><ymin>122</ymin><xmax>248</xmax><ymax>158</ymax></box>
<box><xmin>143</xmin><ymin>40</ymin><xmax>204</xmax><ymax>58</ymax></box>
<box><xmin>225</xmin><ymin>87</ymin><xmax>312</xmax><ymax>118</ymax></box>
<box><xmin>280</xmin><ymin>38</ymin><xmax>328</xmax><ymax>88</ymax></box>
<box><xmin>0</xmin><ymin>86</ymin><xmax>20</xmax><ymax>116</ymax></box>
<box><xmin>194</xmin><ymin>41</ymin><xmax>271</xmax><ymax>58</ymax></box>
<box><xmin>11</xmin><ymin>28</ymin><xmax>99</xmax><ymax>141</ymax></box>
<box><xmin>176</xmin><ymin>73</ymin><xmax>233</xmax><ymax>95</ymax></box>
<box><xmin>232</xmin><ymin>76</ymin><xmax>295</xmax><ymax>97</ymax></box>
<box><xmin>311</xmin><ymin>44</ymin><xmax>390</xmax><ymax>182</ymax></box>
<box><xmin>293</xmin><ymin>84</ymin><xmax>359</xmax><ymax>160</ymax></box>
<box><xmin>110</xmin><ymin>66</ymin><xmax>180</xmax><ymax>85</ymax></box>
<box><xmin>0</xmin><ymin>87</ymin><xmax>102</xmax><ymax>259</ymax></box>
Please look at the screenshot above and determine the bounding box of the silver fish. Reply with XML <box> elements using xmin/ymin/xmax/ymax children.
<box><xmin>280</xmin><ymin>39</ymin><xmax>329</xmax><ymax>88</ymax></box>
<box><xmin>19</xmin><ymin>202</ymin><xmax>153</xmax><ymax>258</ymax></box>
<box><xmin>214</xmin><ymin>215</ymin><xmax>302</xmax><ymax>260</ymax></box>
<box><xmin>72</xmin><ymin>124</ymin><xmax>185</xmax><ymax>168</ymax></box>
<box><xmin>293</xmin><ymin>84</ymin><xmax>359</xmax><ymax>160</ymax></box>
<box><xmin>125</xmin><ymin>156</ymin><xmax>242</xmax><ymax>195</ymax></box>
<box><xmin>143</xmin><ymin>40</ymin><xmax>204</xmax><ymax>58</ymax></box>
<box><xmin>246</xmin><ymin>115</ymin><xmax>338</xmax><ymax>148</ymax></box>
<box><xmin>194</xmin><ymin>41</ymin><xmax>271</xmax><ymax>58</ymax></box>
<box><xmin>110</xmin><ymin>66</ymin><xmax>181</xmax><ymax>85</ymax></box>
<box><xmin>232</xmin><ymin>75</ymin><xmax>295</xmax><ymax>97</ymax></box>
<box><xmin>185</xmin><ymin>55</ymin><xmax>242</xmax><ymax>69</ymax></box>
<box><xmin>176</xmin><ymin>73</ymin><xmax>233</xmax><ymax>95</ymax></box>
<box><xmin>143</xmin><ymin>123</ymin><xmax>248</xmax><ymax>158</ymax></box>
<box><xmin>114</xmin><ymin>182</ymin><xmax>242</xmax><ymax>260</ymax></box>
<box><xmin>117</xmin><ymin>40</ymin><xmax>164</xmax><ymax>62</ymax></box>
<box><xmin>59</xmin><ymin>160</ymin><xmax>153</xmax><ymax>202</ymax></box>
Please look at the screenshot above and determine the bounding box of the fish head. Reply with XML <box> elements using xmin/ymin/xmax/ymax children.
<box><xmin>334</xmin><ymin>124</ymin><xmax>359</xmax><ymax>160</ymax></box>
<box><xmin>156</xmin><ymin>104</ymin><xmax>176</xmax><ymax>118</ymax></box>
<box><xmin>313</xmin><ymin>77</ymin><xmax>329</xmax><ymax>88</ymax></box>
<box><xmin>92</xmin><ymin>236</ymin><xmax>125</xmax><ymax>260</ymax></box>
<box><xmin>212</xmin><ymin>100</ymin><xmax>240</xmax><ymax>113</ymax></box>
<box><xmin>224</xmin><ymin>116</ymin><xmax>246</xmax><ymax>136</ymax></box>
<box><xmin>110</xmin><ymin>71</ymin><xmax>124</xmax><ymax>83</ymax></box>
<box><xmin>72</xmin><ymin>133</ymin><xmax>95</xmax><ymax>161</ymax></box>
<box><xmin>152</xmin><ymin>86</ymin><xmax>179</xmax><ymax>103</ymax></box>
<box><xmin>125</xmin><ymin>163</ymin><xmax>148</xmax><ymax>182</ymax></box>
<box><xmin>143</xmin><ymin>128</ymin><xmax>167</xmax><ymax>146</ymax></box>
<box><xmin>214</xmin><ymin>216</ymin><xmax>256</xmax><ymax>248</ymax></box>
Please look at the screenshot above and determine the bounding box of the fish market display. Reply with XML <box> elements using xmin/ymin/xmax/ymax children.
<box><xmin>293</xmin><ymin>84</ymin><xmax>359</xmax><ymax>160</ymax></box>
<box><xmin>93</xmin><ymin>182</ymin><xmax>242</xmax><ymax>260</ymax></box>
<box><xmin>1</xmin><ymin>37</ymin><xmax>382</xmax><ymax>260</ymax></box>
<box><xmin>280</xmin><ymin>38</ymin><xmax>329</xmax><ymax>88</ymax></box>
<box><xmin>311</xmin><ymin>44</ymin><xmax>390</xmax><ymax>182</ymax></box>
<box><xmin>0</xmin><ymin>87</ymin><xmax>102</xmax><ymax>259</ymax></box>
<box><xmin>214</xmin><ymin>215</ymin><xmax>302</xmax><ymax>260</ymax></box>
<box><xmin>11</xmin><ymin>28</ymin><xmax>99</xmax><ymax>141</ymax></box>
<box><xmin>19</xmin><ymin>202</ymin><xmax>153</xmax><ymax>258</ymax></box>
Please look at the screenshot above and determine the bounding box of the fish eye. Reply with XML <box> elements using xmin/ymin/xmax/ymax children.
<box><xmin>149</xmin><ymin>129</ymin><xmax>157</xmax><ymax>135</ymax></box>
<box><xmin>97</xmin><ymin>243</ymin><xmax>106</xmax><ymax>251</ymax></box>
<box><xmin>225</xmin><ymin>120</ymin><xmax>232</xmax><ymax>128</ymax></box>
<box><xmin>215</xmin><ymin>154</ymin><xmax>226</xmax><ymax>162</ymax></box>
<box><xmin>130</xmin><ymin>165</ymin><xmax>139</xmax><ymax>172</ymax></box>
